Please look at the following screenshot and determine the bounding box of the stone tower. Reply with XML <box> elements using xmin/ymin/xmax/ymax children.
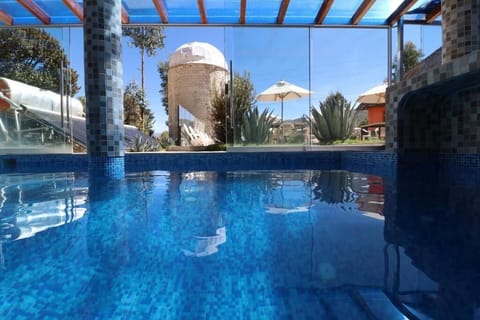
<box><xmin>168</xmin><ymin>42</ymin><xmax>229</xmax><ymax>144</ymax></box>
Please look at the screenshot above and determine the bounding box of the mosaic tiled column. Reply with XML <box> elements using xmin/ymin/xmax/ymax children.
<box><xmin>84</xmin><ymin>0</ymin><xmax>124</xmax><ymax>178</ymax></box>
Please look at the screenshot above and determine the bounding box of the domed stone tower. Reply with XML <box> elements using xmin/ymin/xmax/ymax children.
<box><xmin>168</xmin><ymin>42</ymin><xmax>229</xmax><ymax>144</ymax></box>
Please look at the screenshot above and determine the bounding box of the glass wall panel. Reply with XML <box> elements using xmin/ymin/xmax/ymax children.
<box><xmin>310</xmin><ymin>28</ymin><xmax>388</xmax><ymax>143</ymax></box>
<box><xmin>391</xmin><ymin>24</ymin><xmax>442</xmax><ymax>59</ymax></box>
<box><xmin>228</xmin><ymin>27</ymin><xmax>311</xmax><ymax>147</ymax></box>
<box><xmin>0</xmin><ymin>27</ymin><xmax>77</xmax><ymax>154</ymax></box>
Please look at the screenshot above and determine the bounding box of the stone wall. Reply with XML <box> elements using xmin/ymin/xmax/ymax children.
<box><xmin>168</xmin><ymin>63</ymin><xmax>228</xmax><ymax>142</ymax></box>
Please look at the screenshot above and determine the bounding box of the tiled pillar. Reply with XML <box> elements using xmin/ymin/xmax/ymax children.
<box><xmin>84</xmin><ymin>0</ymin><xmax>125</xmax><ymax>178</ymax></box>
<box><xmin>442</xmin><ymin>0</ymin><xmax>480</xmax><ymax>63</ymax></box>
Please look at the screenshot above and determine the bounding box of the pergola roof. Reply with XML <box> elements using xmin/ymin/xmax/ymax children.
<box><xmin>0</xmin><ymin>0</ymin><xmax>441</xmax><ymax>27</ymax></box>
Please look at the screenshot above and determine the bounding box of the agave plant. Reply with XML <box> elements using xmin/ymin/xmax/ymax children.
<box><xmin>311</xmin><ymin>170</ymin><xmax>358</xmax><ymax>205</ymax></box>
<box><xmin>128</xmin><ymin>135</ymin><xmax>159</xmax><ymax>152</ymax></box>
<box><xmin>309</xmin><ymin>92</ymin><xmax>357</xmax><ymax>144</ymax></box>
<box><xmin>241</xmin><ymin>107</ymin><xmax>276</xmax><ymax>145</ymax></box>
<box><xmin>157</xmin><ymin>131</ymin><xmax>172</xmax><ymax>149</ymax></box>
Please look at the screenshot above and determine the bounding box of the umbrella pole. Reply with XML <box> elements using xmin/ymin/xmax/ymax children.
<box><xmin>280</xmin><ymin>98</ymin><xmax>284</xmax><ymax>144</ymax></box>
<box><xmin>281</xmin><ymin>98</ymin><xmax>284</xmax><ymax>122</ymax></box>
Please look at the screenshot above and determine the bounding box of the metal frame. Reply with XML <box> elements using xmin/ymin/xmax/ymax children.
<box><xmin>0</xmin><ymin>0</ymin><xmax>442</xmax><ymax>28</ymax></box>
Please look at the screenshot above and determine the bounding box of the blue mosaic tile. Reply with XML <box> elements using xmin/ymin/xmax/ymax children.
<box><xmin>88</xmin><ymin>155</ymin><xmax>125</xmax><ymax>179</ymax></box>
<box><xmin>1</xmin><ymin>168</ymin><xmax>477</xmax><ymax>319</ymax></box>
<box><xmin>84</xmin><ymin>0</ymin><xmax>124</xmax><ymax>158</ymax></box>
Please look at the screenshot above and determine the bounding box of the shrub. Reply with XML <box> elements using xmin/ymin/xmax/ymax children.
<box><xmin>128</xmin><ymin>135</ymin><xmax>159</xmax><ymax>152</ymax></box>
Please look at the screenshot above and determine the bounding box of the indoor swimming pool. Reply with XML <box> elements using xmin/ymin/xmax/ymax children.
<box><xmin>0</xmin><ymin>168</ymin><xmax>478</xmax><ymax>319</ymax></box>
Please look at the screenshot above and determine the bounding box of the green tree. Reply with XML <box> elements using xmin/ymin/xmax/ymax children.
<box><xmin>403</xmin><ymin>41</ymin><xmax>424</xmax><ymax>72</ymax></box>
<box><xmin>210</xmin><ymin>72</ymin><xmax>256</xmax><ymax>144</ymax></box>
<box><xmin>0</xmin><ymin>28</ymin><xmax>80</xmax><ymax>95</ymax></box>
<box><xmin>124</xmin><ymin>80</ymin><xmax>155</xmax><ymax>134</ymax></box>
<box><xmin>309</xmin><ymin>92</ymin><xmax>357</xmax><ymax>144</ymax></box>
<box><xmin>210</xmin><ymin>91</ymin><xmax>229</xmax><ymax>143</ymax></box>
<box><xmin>142</xmin><ymin>108</ymin><xmax>156</xmax><ymax>136</ymax></box>
<box><xmin>122</xmin><ymin>26</ymin><xmax>165</xmax><ymax>92</ymax></box>
<box><xmin>157</xmin><ymin>61</ymin><xmax>169</xmax><ymax>116</ymax></box>
<box><xmin>393</xmin><ymin>41</ymin><xmax>424</xmax><ymax>79</ymax></box>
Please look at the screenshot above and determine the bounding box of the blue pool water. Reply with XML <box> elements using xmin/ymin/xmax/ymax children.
<box><xmin>0</xmin><ymin>169</ymin><xmax>478</xmax><ymax>319</ymax></box>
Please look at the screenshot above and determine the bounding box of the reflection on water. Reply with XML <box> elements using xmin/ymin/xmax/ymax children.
<box><xmin>168</xmin><ymin>171</ymin><xmax>227</xmax><ymax>257</ymax></box>
<box><xmin>182</xmin><ymin>226</ymin><xmax>227</xmax><ymax>257</ymax></box>
<box><xmin>384</xmin><ymin>168</ymin><xmax>480</xmax><ymax>320</ymax></box>
<box><xmin>265</xmin><ymin>171</ymin><xmax>314</xmax><ymax>214</ymax></box>
<box><xmin>263</xmin><ymin>170</ymin><xmax>384</xmax><ymax>217</ymax></box>
<box><xmin>0</xmin><ymin>172</ymin><xmax>87</xmax><ymax>272</ymax></box>
<box><xmin>0</xmin><ymin>169</ymin><xmax>478</xmax><ymax>319</ymax></box>
<box><xmin>0</xmin><ymin>173</ymin><xmax>87</xmax><ymax>242</ymax></box>
<box><xmin>312</xmin><ymin>170</ymin><xmax>358</xmax><ymax>205</ymax></box>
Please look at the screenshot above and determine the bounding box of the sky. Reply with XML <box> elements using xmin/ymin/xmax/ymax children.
<box><xmin>60</xmin><ymin>24</ymin><xmax>442</xmax><ymax>135</ymax></box>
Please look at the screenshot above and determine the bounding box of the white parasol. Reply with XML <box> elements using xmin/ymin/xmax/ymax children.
<box><xmin>256</xmin><ymin>80</ymin><xmax>311</xmax><ymax>122</ymax></box>
<box><xmin>356</xmin><ymin>83</ymin><xmax>388</xmax><ymax>104</ymax></box>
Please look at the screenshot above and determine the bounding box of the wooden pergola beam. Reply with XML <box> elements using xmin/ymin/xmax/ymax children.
<box><xmin>276</xmin><ymin>0</ymin><xmax>290</xmax><ymax>24</ymax></box>
<box><xmin>240</xmin><ymin>0</ymin><xmax>247</xmax><ymax>24</ymax></box>
<box><xmin>62</xmin><ymin>0</ymin><xmax>83</xmax><ymax>22</ymax></box>
<box><xmin>0</xmin><ymin>9</ymin><xmax>13</xmax><ymax>25</ymax></box>
<box><xmin>121</xmin><ymin>6</ymin><xmax>130</xmax><ymax>24</ymax></box>
<box><xmin>350</xmin><ymin>0</ymin><xmax>375</xmax><ymax>25</ymax></box>
<box><xmin>152</xmin><ymin>0</ymin><xmax>168</xmax><ymax>24</ymax></box>
<box><xmin>17</xmin><ymin>0</ymin><xmax>51</xmax><ymax>24</ymax></box>
<box><xmin>315</xmin><ymin>0</ymin><xmax>334</xmax><ymax>25</ymax></box>
<box><xmin>385</xmin><ymin>0</ymin><xmax>417</xmax><ymax>25</ymax></box>
<box><xmin>197</xmin><ymin>0</ymin><xmax>207</xmax><ymax>24</ymax></box>
<box><xmin>426</xmin><ymin>2</ymin><xmax>441</xmax><ymax>23</ymax></box>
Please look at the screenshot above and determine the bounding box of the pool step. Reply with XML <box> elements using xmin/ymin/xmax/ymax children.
<box><xmin>319</xmin><ymin>287</ymin><xmax>416</xmax><ymax>320</ymax></box>
<box><xmin>355</xmin><ymin>289</ymin><xmax>410</xmax><ymax>320</ymax></box>
<box><xmin>275</xmin><ymin>286</ymin><xmax>428</xmax><ymax>319</ymax></box>
<box><xmin>321</xmin><ymin>290</ymin><xmax>371</xmax><ymax>320</ymax></box>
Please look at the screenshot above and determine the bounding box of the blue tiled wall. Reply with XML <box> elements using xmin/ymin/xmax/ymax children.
<box><xmin>0</xmin><ymin>154</ymin><xmax>88</xmax><ymax>172</ymax></box>
<box><xmin>341</xmin><ymin>151</ymin><xmax>398</xmax><ymax>178</ymax></box>
<box><xmin>125</xmin><ymin>151</ymin><xmax>340</xmax><ymax>172</ymax></box>
<box><xmin>1</xmin><ymin>151</ymin><xmax>479</xmax><ymax>176</ymax></box>
<box><xmin>89</xmin><ymin>156</ymin><xmax>125</xmax><ymax>179</ymax></box>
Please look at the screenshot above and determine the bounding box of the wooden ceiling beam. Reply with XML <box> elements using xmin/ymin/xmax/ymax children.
<box><xmin>17</xmin><ymin>0</ymin><xmax>51</xmax><ymax>24</ymax></box>
<box><xmin>240</xmin><ymin>0</ymin><xmax>246</xmax><ymax>24</ymax></box>
<box><xmin>197</xmin><ymin>0</ymin><xmax>207</xmax><ymax>24</ymax></box>
<box><xmin>276</xmin><ymin>0</ymin><xmax>290</xmax><ymax>24</ymax></box>
<box><xmin>315</xmin><ymin>0</ymin><xmax>334</xmax><ymax>25</ymax></box>
<box><xmin>62</xmin><ymin>0</ymin><xmax>83</xmax><ymax>21</ymax></box>
<box><xmin>350</xmin><ymin>0</ymin><xmax>375</xmax><ymax>25</ymax></box>
<box><xmin>386</xmin><ymin>0</ymin><xmax>417</xmax><ymax>25</ymax></box>
<box><xmin>425</xmin><ymin>2</ymin><xmax>441</xmax><ymax>23</ymax></box>
<box><xmin>152</xmin><ymin>0</ymin><xmax>168</xmax><ymax>24</ymax></box>
<box><xmin>0</xmin><ymin>9</ymin><xmax>13</xmax><ymax>25</ymax></box>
